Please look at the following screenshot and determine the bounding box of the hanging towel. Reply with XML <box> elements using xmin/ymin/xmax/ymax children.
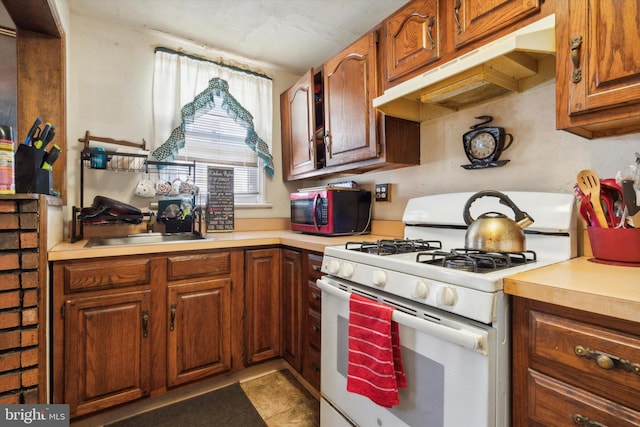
<box><xmin>346</xmin><ymin>293</ymin><xmax>407</xmax><ymax>407</ymax></box>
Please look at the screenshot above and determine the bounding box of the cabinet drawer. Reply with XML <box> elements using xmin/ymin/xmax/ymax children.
<box><xmin>307</xmin><ymin>308</ymin><xmax>321</xmax><ymax>350</ymax></box>
<box><xmin>167</xmin><ymin>252</ymin><xmax>230</xmax><ymax>280</ymax></box>
<box><xmin>528</xmin><ymin>370</ymin><xmax>640</xmax><ymax>426</ymax></box>
<box><xmin>304</xmin><ymin>345</ymin><xmax>321</xmax><ymax>391</ymax></box>
<box><xmin>307</xmin><ymin>252</ymin><xmax>323</xmax><ymax>281</ymax></box>
<box><xmin>307</xmin><ymin>281</ymin><xmax>322</xmax><ymax>312</ymax></box>
<box><xmin>530</xmin><ymin>309</ymin><xmax>640</xmax><ymax>410</ymax></box>
<box><xmin>64</xmin><ymin>258</ymin><xmax>152</xmax><ymax>292</ymax></box>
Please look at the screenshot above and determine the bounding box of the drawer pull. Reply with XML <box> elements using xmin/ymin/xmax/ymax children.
<box><xmin>312</xmin><ymin>264</ymin><xmax>322</xmax><ymax>272</ymax></box>
<box><xmin>312</xmin><ymin>324</ymin><xmax>321</xmax><ymax>333</ymax></box>
<box><xmin>312</xmin><ymin>293</ymin><xmax>322</xmax><ymax>301</ymax></box>
<box><xmin>575</xmin><ymin>345</ymin><xmax>640</xmax><ymax>375</ymax></box>
<box><xmin>573</xmin><ymin>413</ymin><xmax>607</xmax><ymax>427</ymax></box>
<box><xmin>311</xmin><ymin>362</ymin><xmax>320</xmax><ymax>372</ymax></box>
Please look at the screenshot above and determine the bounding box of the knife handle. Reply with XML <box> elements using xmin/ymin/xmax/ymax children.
<box><xmin>24</xmin><ymin>117</ymin><xmax>42</xmax><ymax>146</ymax></box>
<box><xmin>40</xmin><ymin>126</ymin><xmax>55</xmax><ymax>150</ymax></box>
<box><xmin>34</xmin><ymin>123</ymin><xmax>51</xmax><ymax>149</ymax></box>
<box><xmin>41</xmin><ymin>144</ymin><xmax>61</xmax><ymax>170</ymax></box>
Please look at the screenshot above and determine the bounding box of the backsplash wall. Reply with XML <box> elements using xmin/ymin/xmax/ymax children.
<box><xmin>312</xmin><ymin>79</ymin><xmax>640</xmax><ymax>221</ymax></box>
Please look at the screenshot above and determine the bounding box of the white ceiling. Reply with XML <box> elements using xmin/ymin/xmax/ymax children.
<box><xmin>67</xmin><ymin>0</ymin><xmax>408</xmax><ymax>75</ymax></box>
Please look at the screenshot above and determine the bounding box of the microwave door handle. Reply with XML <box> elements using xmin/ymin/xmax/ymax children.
<box><xmin>312</xmin><ymin>193</ymin><xmax>320</xmax><ymax>231</ymax></box>
<box><xmin>317</xmin><ymin>279</ymin><xmax>487</xmax><ymax>355</ymax></box>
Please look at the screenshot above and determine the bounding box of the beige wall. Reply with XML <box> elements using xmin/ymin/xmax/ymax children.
<box><xmin>63</xmin><ymin>10</ymin><xmax>299</xmax><ymax>225</ymax></box>
<box><xmin>312</xmin><ymin>79</ymin><xmax>640</xmax><ymax>221</ymax></box>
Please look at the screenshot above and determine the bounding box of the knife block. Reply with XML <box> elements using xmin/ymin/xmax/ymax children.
<box><xmin>14</xmin><ymin>144</ymin><xmax>53</xmax><ymax>195</ymax></box>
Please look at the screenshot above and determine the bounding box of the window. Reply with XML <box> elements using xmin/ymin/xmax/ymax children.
<box><xmin>151</xmin><ymin>49</ymin><xmax>274</xmax><ymax>207</ymax></box>
<box><xmin>175</xmin><ymin>103</ymin><xmax>263</xmax><ymax>205</ymax></box>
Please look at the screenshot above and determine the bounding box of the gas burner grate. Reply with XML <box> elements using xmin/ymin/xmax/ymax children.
<box><xmin>345</xmin><ymin>239</ymin><xmax>442</xmax><ymax>255</ymax></box>
<box><xmin>416</xmin><ymin>248</ymin><xmax>537</xmax><ymax>273</ymax></box>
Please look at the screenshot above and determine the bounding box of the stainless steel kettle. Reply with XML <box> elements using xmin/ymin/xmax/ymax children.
<box><xmin>462</xmin><ymin>190</ymin><xmax>534</xmax><ymax>252</ymax></box>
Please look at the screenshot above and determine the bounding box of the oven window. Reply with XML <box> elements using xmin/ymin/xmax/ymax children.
<box><xmin>337</xmin><ymin>316</ymin><xmax>445</xmax><ymax>427</ymax></box>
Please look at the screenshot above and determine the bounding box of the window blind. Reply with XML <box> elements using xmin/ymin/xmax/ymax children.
<box><xmin>175</xmin><ymin>102</ymin><xmax>263</xmax><ymax>204</ymax></box>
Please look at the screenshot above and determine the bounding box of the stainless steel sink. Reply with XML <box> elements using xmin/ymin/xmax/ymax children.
<box><xmin>85</xmin><ymin>233</ymin><xmax>212</xmax><ymax>248</ymax></box>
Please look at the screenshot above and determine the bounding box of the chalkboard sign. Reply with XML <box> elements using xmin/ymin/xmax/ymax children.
<box><xmin>206</xmin><ymin>167</ymin><xmax>234</xmax><ymax>231</ymax></box>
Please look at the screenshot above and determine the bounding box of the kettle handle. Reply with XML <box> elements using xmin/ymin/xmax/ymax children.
<box><xmin>463</xmin><ymin>190</ymin><xmax>533</xmax><ymax>225</ymax></box>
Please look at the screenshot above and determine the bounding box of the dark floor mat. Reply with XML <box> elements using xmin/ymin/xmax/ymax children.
<box><xmin>105</xmin><ymin>382</ymin><xmax>267</xmax><ymax>427</ymax></box>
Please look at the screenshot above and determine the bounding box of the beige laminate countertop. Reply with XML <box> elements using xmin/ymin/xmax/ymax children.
<box><xmin>504</xmin><ymin>257</ymin><xmax>640</xmax><ymax>323</ymax></box>
<box><xmin>48</xmin><ymin>231</ymin><xmax>394</xmax><ymax>261</ymax></box>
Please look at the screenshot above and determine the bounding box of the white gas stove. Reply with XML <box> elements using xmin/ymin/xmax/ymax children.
<box><xmin>321</xmin><ymin>191</ymin><xmax>577</xmax><ymax>324</ymax></box>
<box><xmin>319</xmin><ymin>191</ymin><xmax>577</xmax><ymax>427</ymax></box>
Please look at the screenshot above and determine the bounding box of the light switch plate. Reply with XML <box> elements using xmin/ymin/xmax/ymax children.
<box><xmin>375</xmin><ymin>183</ymin><xmax>390</xmax><ymax>202</ymax></box>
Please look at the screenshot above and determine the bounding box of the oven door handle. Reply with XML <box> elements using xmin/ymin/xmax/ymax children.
<box><xmin>318</xmin><ymin>279</ymin><xmax>487</xmax><ymax>355</ymax></box>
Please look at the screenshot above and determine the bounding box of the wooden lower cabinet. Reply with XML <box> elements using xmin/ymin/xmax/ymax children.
<box><xmin>166</xmin><ymin>278</ymin><xmax>232</xmax><ymax>387</ymax></box>
<box><xmin>52</xmin><ymin>250</ymin><xmax>243</xmax><ymax>418</ymax></box>
<box><xmin>280</xmin><ymin>249</ymin><xmax>323</xmax><ymax>391</ymax></box>
<box><xmin>282</xmin><ymin>248</ymin><xmax>303</xmax><ymax>371</ymax></box>
<box><xmin>512</xmin><ymin>297</ymin><xmax>640</xmax><ymax>426</ymax></box>
<box><xmin>63</xmin><ymin>291</ymin><xmax>151</xmax><ymax>417</ymax></box>
<box><xmin>245</xmin><ymin>248</ymin><xmax>282</xmax><ymax>364</ymax></box>
<box><xmin>303</xmin><ymin>252</ymin><xmax>323</xmax><ymax>391</ymax></box>
<box><xmin>53</xmin><ymin>246</ymin><xmax>321</xmax><ymax>417</ymax></box>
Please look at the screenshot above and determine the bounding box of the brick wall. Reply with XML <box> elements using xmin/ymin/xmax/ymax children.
<box><xmin>0</xmin><ymin>198</ymin><xmax>42</xmax><ymax>404</ymax></box>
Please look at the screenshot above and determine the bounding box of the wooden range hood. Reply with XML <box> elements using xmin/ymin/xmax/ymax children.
<box><xmin>374</xmin><ymin>15</ymin><xmax>556</xmax><ymax>122</ymax></box>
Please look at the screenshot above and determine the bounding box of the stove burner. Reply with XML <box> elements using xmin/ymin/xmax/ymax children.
<box><xmin>416</xmin><ymin>248</ymin><xmax>537</xmax><ymax>273</ymax></box>
<box><xmin>345</xmin><ymin>239</ymin><xmax>442</xmax><ymax>255</ymax></box>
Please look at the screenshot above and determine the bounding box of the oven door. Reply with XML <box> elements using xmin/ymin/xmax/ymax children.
<box><xmin>318</xmin><ymin>277</ymin><xmax>506</xmax><ymax>427</ymax></box>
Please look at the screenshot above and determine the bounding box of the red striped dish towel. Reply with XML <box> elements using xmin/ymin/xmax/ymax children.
<box><xmin>346</xmin><ymin>293</ymin><xmax>407</xmax><ymax>407</ymax></box>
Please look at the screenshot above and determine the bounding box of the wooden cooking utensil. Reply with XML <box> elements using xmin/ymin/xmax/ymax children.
<box><xmin>576</xmin><ymin>169</ymin><xmax>609</xmax><ymax>228</ymax></box>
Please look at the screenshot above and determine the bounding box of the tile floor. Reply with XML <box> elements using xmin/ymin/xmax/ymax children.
<box><xmin>70</xmin><ymin>359</ymin><xmax>320</xmax><ymax>427</ymax></box>
<box><xmin>241</xmin><ymin>369</ymin><xmax>320</xmax><ymax>426</ymax></box>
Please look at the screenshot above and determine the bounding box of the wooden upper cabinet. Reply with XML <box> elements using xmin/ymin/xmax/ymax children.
<box><xmin>452</xmin><ymin>0</ymin><xmax>541</xmax><ymax>48</ymax></box>
<box><xmin>556</xmin><ymin>0</ymin><xmax>640</xmax><ymax>138</ymax></box>
<box><xmin>384</xmin><ymin>0</ymin><xmax>440</xmax><ymax>83</ymax></box>
<box><xmin>323</xmin><ymin>31</ymin><xmax>378</xmax><ymax>168</ymax></box>
<box><xmin>281</xmin><ymin>70</ymin><xmax>318</xmax><ymax>180</ymax></box>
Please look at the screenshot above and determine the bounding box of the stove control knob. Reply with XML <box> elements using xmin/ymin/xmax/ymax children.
<box><xmin>437</xmin><ymin>287</ymin><xmax>457</xmax><ymax>306</ymax></box>
<box><xmin>341</xmin><ymin>263</ymin><xmax>355</xmax><ymax>278</ymax></box>
<box><xmin>372</xmin><ymin>270</ymin><xmax>387</xmax><ymax>287</ymax></box>
<box><xmin>413</xmin><ymin>280</ymin><xmax>429</xmax><ymax>299</ymax></box>
<box><xmin>328</xmin><ymin>260</ymin><xmax>341</xmax><ymax>275</ymax></box>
